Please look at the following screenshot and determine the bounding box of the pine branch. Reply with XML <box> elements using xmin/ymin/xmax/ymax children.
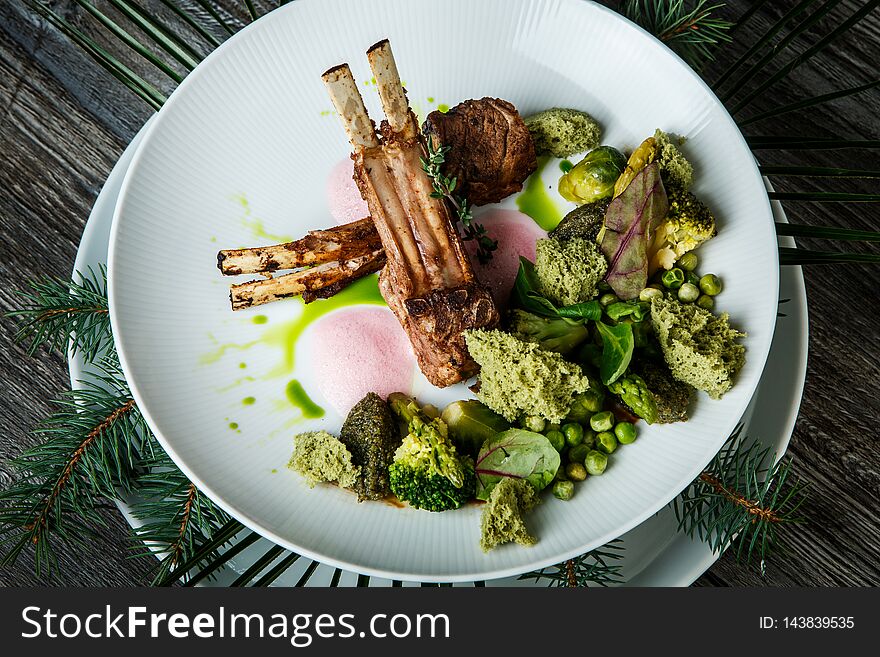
<box><xmin>620</xmin><ymin>1</ymin><xmax>733</xmax><ymax>70</ymax></box>
<box><xmin>129</xmin><ymin>450</ymin><xmax>231</xmax><ymax>585</ymax></box>
<box><xmin>7</xmin><ymin>267</ymin><xmax>110</xmax><ymax>363</ymax></box>
<box><xmin>0</xmin><ymin>359</ymin><xmax>153</xmax><ymax>578</ymax></box>
<box><xmin>519</xmin><ymin>540</ymin><xmax>625</xmax><ymax>587</ymax></box>
<box><xmin>675</xmin><ymin>429</ymin><xmax>808</xmax><ymax>574</ymax></box>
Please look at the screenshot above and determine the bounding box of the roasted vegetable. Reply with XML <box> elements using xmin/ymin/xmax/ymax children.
<box><xmin>613</xmin><ymin>136</ymin><xmax>658</xmax><ymax>197</ymax></box>
<box><xmin>465</xmin><ymin>329</ymin><xmax>592</xmax><ymax>424</ymax></box>
<box><xmin>558</xmin><ymin>146</ymin><xmax>627</xmax><ymax>204</ymax></box>
<box><xmin>535</xmin><ymin>236</ymin><xmax>608</xmax><ymax>306</ymax></box>
<box><xmin>441</xmin><ymin>399</ymin><xmax>511</xmax><ymax>457</ymax></box>
<box><xmin>649</xmin><ymin>186</ymin><xmax>718</xmax><ymax>272</ymax></box>
<box><xmin>339</xmin><ymin>392</ymin><xmax>401</xmax><ymax>501</ymax></box>
<box><xmin>479</xmin><ymin>477</ymin><xmax>540</xmax><ymax>552</ymax></box>
<box><xmin>387</xmin><ymin>393</ymin><xmax>475</xmax><ymax>512</ymax></box>
<box><xmin>509</xmin><ymin>309</ymin><xmax>590</xmax><ymax>356</ymax></box>
<box><xmin>607</xmin><ymin>373</ymin><xmax>659</xmax><ymax>424</ymax></box>
<box><xmin>651</xmin><ymin>297</ymin><xmax>746</xmax><ymax>399</ymax></box>
<box><xmin>523</xmin><ymin>107</ymin><xmax>601</xmax><ymax>158</ymax></box>
<box><xmin>634</xmin><ymin>360</ymin><xmax>693</xmax><ymax>423</ymax></box>
<box><xmin>288</xmin><ymin>431</ymin><xmax>360</xmax><ymax>489</ymax></box>
<box><xmin>550</xmin><ymin>198</ymin><xmax>610</xmax><ymax>243</ymax></box>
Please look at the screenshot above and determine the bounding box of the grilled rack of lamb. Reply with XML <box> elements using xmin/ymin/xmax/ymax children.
<box><xmin>318</xmin><ymin>40</ymin><xmax>499</xmax><ymax>387</ymax></box>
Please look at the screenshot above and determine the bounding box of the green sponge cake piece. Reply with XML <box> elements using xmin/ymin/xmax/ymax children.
<box><xmin>650</xmin><ymin>297</ymin><xmax>746</xmax><ymax>399</ymax></box>
<box><xmin>524</xmin><ymin>108</ymin><xmax>601</xmax><ymax>158</ymax></box>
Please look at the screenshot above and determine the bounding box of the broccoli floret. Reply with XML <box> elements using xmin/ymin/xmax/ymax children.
<box><xmin>387</xmin><ymin>393</ymin><xmax>475</xmax><ymax>512</ymax></box>
<box><xmin>649</xmin><ymin>186</ymin><xmax>717</xmax><ymax>272</ymax></box>
<box><xmin>339</xmin><ymin>393</ymin><xmax>401</xmax><ymax>501</ymax></box>
<box><xmin>535</xmin><ymin>236</ymin><xmax>608</xmax><ymax>306</ymax></box>
<box><xmin>654</xmin><ymin>129</ymin><xmax>694</xmax><ymax>191</ymax></box>
<box><xmin>651</xmin><ymin>297</ymin><xmax>746</xmax><ymax>399</ymax></box>
<box><xmin>634</xmin><ymin>359</ymin><xmax>693</xmax><ymax>423</ymax></box>
<box><xmin>480</xmin><ymin>477</ymin><xmax>540</xmax><ymax>552</ymax></box>
<box><xmin>288</xmin><ymin>431</ymin><xmax>360</xmax><ymax>489</ymax></box>
<box><xmin>607</xmin><ymin>373</ymin><xmax>659</xmax><ymax>424</ymax></box>
<box><xmin>465</xmin><ymin>329</ymin><xmax>591</xmax><ymax>424</ymax></box>
<box><xmin>523</xmin><ymin>108</ymin><xmax>601</xmax><ymax>158</ymax></box>
<box><xmin>509</xmin><ymin>309</ymin><xmax>590</xmax><ymax>355</ymax></box>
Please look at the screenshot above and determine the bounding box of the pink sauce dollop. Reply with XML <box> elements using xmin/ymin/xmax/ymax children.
<box><xmin>464</xmin><ymin>209</ymin><xmax>548</xmax><ymax>309</ymax></box>
<box><xmin>325</xmin><ymin>158</ymin><xmax>369</xmax><ymax>225</ymax></box>
<box><xmin>307</xmin><ymin>308</ymin><xmax>415</xmax><ymax>415</ymax></box>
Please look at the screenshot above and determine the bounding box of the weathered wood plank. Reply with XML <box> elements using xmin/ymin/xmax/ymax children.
<box><xmin>0</xmin><ymin>0</ymin><xmax>878</xmax><ymax>586</ymax></box>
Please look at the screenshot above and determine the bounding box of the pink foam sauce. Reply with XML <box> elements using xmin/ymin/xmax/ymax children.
<box><xmin>307</xmin><ymin>308</ymin><xmax>415</xmax><ymax>415</ymax></box>
<box><xmin>465</xmin><ymin>209</ymin><xmax>547</xmax><ymax>309</ymax></box>
<box><xmin>325</xmin><ymin>158</ymin><xmax>369</xmax><ymax>225</ymax></box>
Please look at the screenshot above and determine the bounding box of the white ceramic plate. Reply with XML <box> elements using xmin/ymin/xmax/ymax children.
<box><xmin>108</xmin><ymin>0</ymin><xmax>779</xmax><ymax>581</ymax></box>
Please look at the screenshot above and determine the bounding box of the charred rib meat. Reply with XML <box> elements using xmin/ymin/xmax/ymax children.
<box><xmin>322</xmin><ymin>40</ymin><xmax>499</xmax><ymax>387</ymax></box>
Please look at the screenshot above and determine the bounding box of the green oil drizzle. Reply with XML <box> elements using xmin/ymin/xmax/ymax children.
<box><xmin>252</xmin><ymin>315</ymin><xmax>268</xmax><ymax>325</ymax></box>
<box><xmin>437</xmin><ymin>103</ymin><xmax>449</xmax><ymax>113</ymax></box>
<box><xmin>516</xmin><ymin>156</ymin><xmax>563</xmax><ymax>231</ymax></box>
<box><xmin>239</xmin><ymin>362</ymin><xmax>247</xmax><ymax>369</ymax></box>
<box><xmin>232</xmin><ymin>193</ymin><xmax>293</xmax><ymax>243</ymax></box>
<box><xmin>560</xmin><ymin>159</ymin><xmax>574</xmax><ymax>173</ymax></box>
<box><xmin>229</xmin><ymin>422</ymin><xmax>239</xmax><ymax>430</ymax></box>
<box><xmin>286</xmin><ymin>379</ymin><xmax>325</xmax><ymax>419</ymax></box>
<box><xmin>260</xmin><ymin>274</ymin><xmax>385</xmax><ymax>374</ymax></box>
<box><xmin>427</xmin><ymin>96</ymin><xmax>435</xmax><ymax>103</ymax></box>
<box><xmin>242</xmin><ymin>396</ymin><xmax>256</xmax><ymax>405</ymax></box>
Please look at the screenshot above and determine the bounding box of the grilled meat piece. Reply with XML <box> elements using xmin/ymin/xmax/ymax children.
<box><xmin>323</xmin><ymin>40</ymin><xmax>500</xmax><ymax>388</ymax></box>
<box><xmin>423</xmin><ymin>98</ymin><xmax>537</xmax><ymax>206</ymax></box>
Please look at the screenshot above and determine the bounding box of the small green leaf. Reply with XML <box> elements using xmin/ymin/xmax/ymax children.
<box><xmin>594</xmin><ymin>321</ymin><xmax>635</xmax><ymax>385</ymax></box>
<box><xmin>557</xmin><ymin>301</ymin><xmax>602</xmax><ymax>321</ymax></box>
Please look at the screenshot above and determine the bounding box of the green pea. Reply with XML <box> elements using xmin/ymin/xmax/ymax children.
<box><xmin>677</xmin><ymin>252</ymin><xmax>699</xmax><ymax>272</ymax></box>
<box><xmin>582</xmin><ymin>428</ymin><xmax>597</xmax><ymax>450</ymax></box>
<box><xmin>599</xmin><ymin>293</ymin><xmax>619</xmax><ymax>308</ymax></box>
<box><xmin>596</xmin><ymin>431</ymin><xmax>618</xmax><ymax>454</ymax></box>
<box><xmin>545</xmin><ymin>429</ymin><xmax>566</xmax><ymax>452</ymax></box>
<box><xmin>678</xmin><ymin>282</ymin><xmax>700</xmax><ymax>303</ymax></box>
<box><xmin>568</xmin><ymin>444</ymin><xmax>590</xmax><ymax>465</ymax></box>
<box><xmin>699</xmin><ymin>273</ymin><xmax>723</xmax><ymax>296</ymax></box>
<box><xmin>562</xmin><ymin>422</ymin><xmax>584</xmax><ymax>447</ymax></box>
<box><xmin>686</xmin><ymin>270</ymin><xmax>700</xmax><ymax>287</ymax></box>
<box><xmin>589</xmin><ymin>411</ymin><xmax>615</xmax><ymax>433</ymax></box>
<box><xmin>565</xmin><ymin>462</ymin><xmax>588</xmax><ymax>482</ymax></box>
<box><xmin>696</xmin><ymin>294</ymin><xmax>715</xmax><ymax>311</ymax></box>
<box><xmin>639</xmin><ymin>287</ymin><xmax>664</xmax><ymax>302</ymax></box>
<box><xmin>552</xmin><ymin>480</ymin><xmax>575</xmax><ymax>500</ymax></box>
<box><xmin>648</xmin><ymin>282</ymin><xmax>664</xmax><ymax>291</ymax></box>
<box><xmin>661</xmin><ymin>268</ymin><xmax>685</xmax><ymax>290</ymax></box>
<box><xmin>585</xmin><ymin>450</ymin><xmax>608</xmax><ymax>476</ymax></box>
<box><xmin>614</xmin><ymin>422</ymin><xmax>637</xmax><ymax>445</ymax></box>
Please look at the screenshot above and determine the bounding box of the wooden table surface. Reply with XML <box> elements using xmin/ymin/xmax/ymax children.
<box><xmin>1</xmin><ymin>1</ymin><xmax>878</xmax><ymax>587</ymax></box>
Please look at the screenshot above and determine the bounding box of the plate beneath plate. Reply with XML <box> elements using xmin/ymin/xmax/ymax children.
<box><xmin>107</xmin><ymin>0</ymin><xmax>780</xmax><ymax>580</ymax></box>
<box><xmin>75</xmin><ymin>126</ymin><xmax>806</xmax><ymax>587</ymax></box>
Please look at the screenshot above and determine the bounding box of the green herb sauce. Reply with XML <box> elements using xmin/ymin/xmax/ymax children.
<box><xmin>252</xmin><ymin>315</ymin><xmax>268</xmax><ymax>325</ymax></box>
<box><xmin>242</xmin><ymin>396</ymin><xmax>256</xmax><ymax>405</ymax></box>
<box><xmin>286</xmin><ymin>380</ymin><xmax>325</xmax><ymax>419</ymax></box>
<box><xmin>560</xmin><ymin>159</ymin><xmax>574</xmax><ymax>173</ymax></box>
<box><xmin>437</xmin><ymin>103</ymin><xmax>450</xmax><ymax>113</ymax></box>
<box><xmin>516</xmin><ymin>156</ymin><xmax>563</xmax><ymax>231</ymax></box>
<box><xmin>228</xmin><ymin>422</ymin><xmax>239</xmax><ymax>430</ymax></box>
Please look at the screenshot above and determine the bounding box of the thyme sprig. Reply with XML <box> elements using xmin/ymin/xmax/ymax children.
<box><xmin>420</xmin><ymin>139</ymin><xmax>498</xmax><ymax>265</ymax></box>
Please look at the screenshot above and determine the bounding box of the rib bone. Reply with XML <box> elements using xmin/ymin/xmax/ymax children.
<box><xmin>217</xmin><ymin>217</ymin><xmax>379</xmax><ymax>275</ymax></box>
<box><xmin>323</xmin><ymin>40</ymin><xmax>499</xmax><ymax>387</ymax></box>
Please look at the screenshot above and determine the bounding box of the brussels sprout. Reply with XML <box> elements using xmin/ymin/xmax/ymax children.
<box><xmin>558</xmin><ymin>146</ymin><xmax>627</xmax><ymax>205</ymax></box>
<box><xmin>441</xmin><ymin>400</ymin><xmax>511</xmax><ymax>457</ymax></box>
